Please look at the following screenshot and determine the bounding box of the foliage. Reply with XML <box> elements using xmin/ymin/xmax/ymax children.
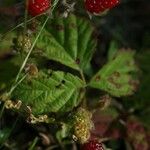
<box><xmin>0</xmin><ymin>0</ymin><xmax>149</xmax><ymax>149</ymax></box>
<box><xmin>89</xmin><ymin>50</ymin><xmax>137</xmax><ymax>97</ymax></box>
<box><xmin>13</xmin><ymin>70</ymin><xmax>85</xmax><ymax>115</ymax></box>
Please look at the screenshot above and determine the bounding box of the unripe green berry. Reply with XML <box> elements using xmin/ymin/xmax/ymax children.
<box><xmin>73</xmin><ymin>108</ymin><xmax>94</xmax><ymax>144</ymax></box>
<box><xmin>15</xmin><ymin>34</ymin><xmax>32</xmax><ymax>52</ymax></box>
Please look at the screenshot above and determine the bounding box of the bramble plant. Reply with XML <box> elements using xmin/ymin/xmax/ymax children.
<box><xmin>0</xmin><ymin>0</ymin><xmax>149</xmax><ymax>149</ymax></box>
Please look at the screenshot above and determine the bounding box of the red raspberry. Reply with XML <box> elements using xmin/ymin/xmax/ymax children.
<box><xmin>85</xmin><ymin>0</ymin><xmax>120</xmax><ymax>14</ymax></box>
<box><xmin>27</xmin><ymin>0</ymin><xmax>51</xmax><ymax>17</ymax></box>
<box><xmin>81</xmin><ymin>140</ymin><xmax>104</xmax><ymax>150</ymax></box>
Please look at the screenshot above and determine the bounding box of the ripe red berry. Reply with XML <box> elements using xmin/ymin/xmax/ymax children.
<box><xmin>27</xmin><ymin>0</ymin><xmax>51</xmax><ymax>17</ymax></box>
<box><xmin>85</xmin><ymin>0</ymin><xmax>120</xmax><ymax>14</ymax></box>
<box><xmin>81</xmin><ymin>140</ymin><xmax>104</xmax><ymax>150</ymax></box>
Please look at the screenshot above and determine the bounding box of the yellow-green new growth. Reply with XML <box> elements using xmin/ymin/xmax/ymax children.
<box><xmin>73</xmin><ymin>108</ymin><xmax>94</xmax><ymax>144</ymax></box>
<box><xmin>15</xmin><ymin>34</ymin><xmax>32</xmax><ymax>52</ymax></box>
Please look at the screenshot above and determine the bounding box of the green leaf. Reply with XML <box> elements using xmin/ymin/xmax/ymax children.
<box><xmin>36</xmin><ymin>13</ymin><xmax>97</xmax><ymax>71</ymax></box>
<box><xmin>36</xmin><ymin>29</ymin><xmax>79</xmax><ymax>70</ymax></box>
<box><xmin>12</xmin><ymin>71</ymin><xmax>85</xmax><ymax>115</ymax></box>
<box><xmin>89</xmin><ymin>50</ymin><xmax>138</xmax><ymax>97</ymax></box>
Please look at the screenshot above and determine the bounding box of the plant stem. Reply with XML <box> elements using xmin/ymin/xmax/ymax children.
<box><xmin>28</xmin><ymin>137</ymin><xmax>39</xmax><ymax>150</ymax></box>
<box><xmin>15</xmin><ymin>16</ymin><xmax>50</xmax><ymax>83</ymax></box>
<box><xmin>51</xmin><ymin>0</ymin><xmax>59</xmax><ymax>12</ymax></box>
<box><xmin>79</xmin><ymin>70</ymin><xmax>86</xmax><ymax>84</ymax></box>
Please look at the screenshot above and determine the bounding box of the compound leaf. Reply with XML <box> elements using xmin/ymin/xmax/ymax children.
<box><xmin>12</xmin><ymin>71</ymin><xmax>85</xmax><ymax>115</ymax></box>
<box><xmin>89</xmin><ymin>50</ymin><xmax>138</xmax><ymax>97</ymax></box>
<box><xmin>36</xmin><ymin>13</ymin><xmax>97</xmax><ymax>71</ymax></box>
